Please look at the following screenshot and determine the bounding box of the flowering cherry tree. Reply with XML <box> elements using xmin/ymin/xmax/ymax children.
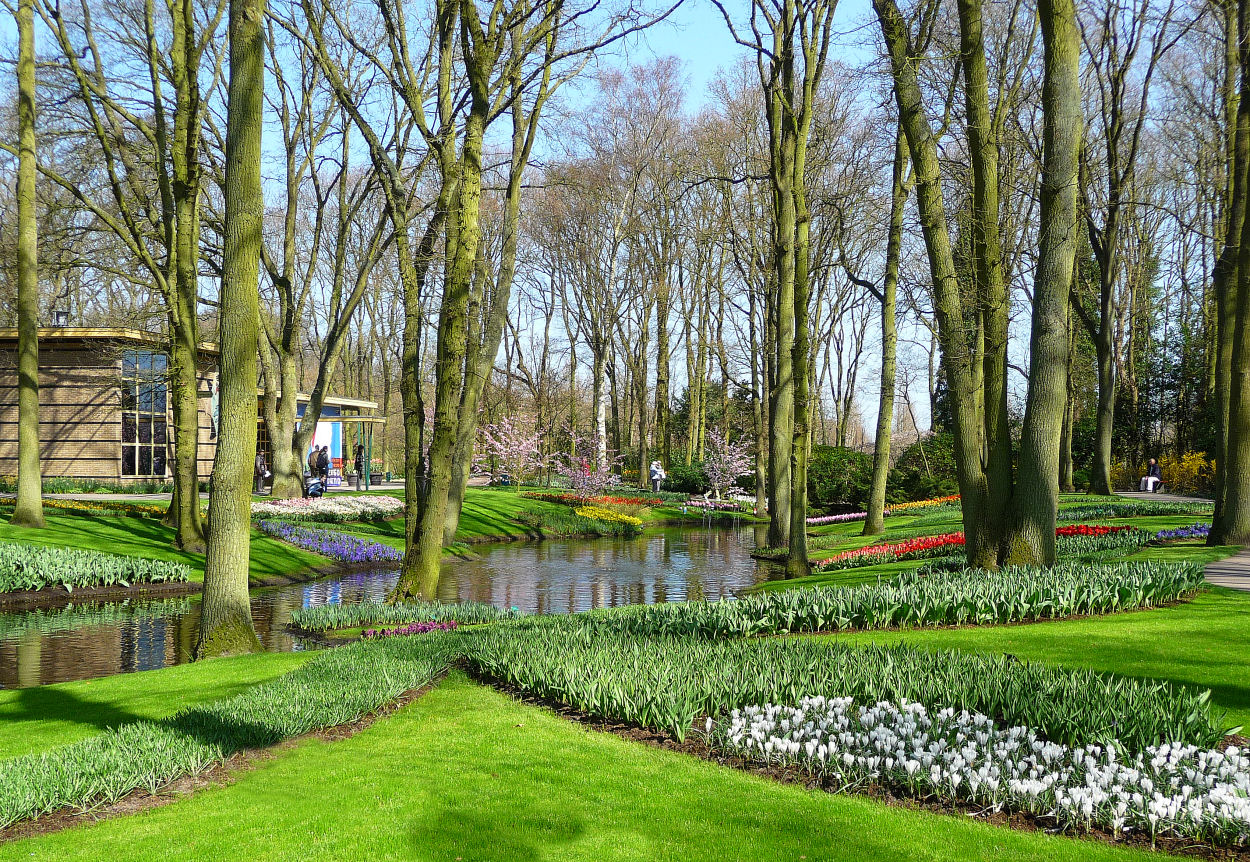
<box><xmin>478</xmin><ymin>416</ymin><xmax>542</xmax><ymax>488</ymax></box>
<box><xmin>555</xmin><ymin>429</ymin><xmax>622</xmax><ymax>499</ymax></box>
<box><xmin>703</xmin><ymin>428</ymin><xmax>752</xmax><ymax>499</ymax></box>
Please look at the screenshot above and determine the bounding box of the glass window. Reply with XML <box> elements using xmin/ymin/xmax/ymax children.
<box><xmin>121</xmin><ymin>350</ymin><xmax>171</xmax><ymax>477</ymax></box>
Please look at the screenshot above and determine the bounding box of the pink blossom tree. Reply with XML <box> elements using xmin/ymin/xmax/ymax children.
<box><xmin>703</xmin><ymin>427</ymin><xmax>752</xmax><ymax>499</ymax></box>
<box><xmin>478</xmin><ymin>416</ymin><xmax>542</xmax><ymax>488</ymax></box>
<box><xmin>555</xmin><ymin>429</ymin><xmax>622</xmax><ymax>500</ymax></box>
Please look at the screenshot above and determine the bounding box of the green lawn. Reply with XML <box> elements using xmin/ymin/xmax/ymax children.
<box><xmin>0</xmin><ymin>513</ymin><xmax>325</xmax><ymax>583</ymax></box>
<box><xmin>0</xmin><ymin>651</ymin><xmax>314</xmax><ymax>759</ymax></box>
<box><xmin>0</xmin><ymin>672</ymin><xmax>1172</xmax><ymax>862</ymax></box>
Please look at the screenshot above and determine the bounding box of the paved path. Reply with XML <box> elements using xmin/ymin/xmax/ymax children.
<box><xmin>1118</xmin><ymin>491</ymin><xmax>1213</xmax><ymax>504</ymax></box>
<box><xmin>1206</xmin><ymin>548</ymin><xmax>1250</xmax><ymax>592</ymax></box>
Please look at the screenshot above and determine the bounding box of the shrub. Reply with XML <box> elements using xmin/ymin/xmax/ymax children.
<box><xmin>663</xmin><ymin>460</ymin><xmax>709</xmax><ymax>494</ymax></box>
<box><xmin>887</xmin><ymin>433</ymin><xmax>958</xmax><ymax>503</ymax></box>
<box><xmin>807</xmin><ymin>445</ymin><xmax>872</xmax><ymax>509</ymax></box>
<box><xmin>514</xmin><ymin>509</ymin><xmax>642</xmax><ymax>538</ymax></box>
<box><xmin>0</xmin><ymin>543</ymin><xmax>191</xmax><ymax>593</ymax></box>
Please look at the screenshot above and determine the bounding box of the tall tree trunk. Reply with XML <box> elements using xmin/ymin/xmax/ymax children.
<box><xmin>1059</xmin><ymin>312</ymin><xmax>1076</xmax><ymax>492</ymax></box>
<box><xmin>655</xmin><ymin>272</ymin><xmax>671</xmax><ymax>469</ymax></box>
<box><xmin>1091</xmin><ymin>330</ymin><xmax>1116</xmax><ymax>493</ymax></box>
<box><xmin>863</xmin><ymin>128</ymin><xmax>909</xmax><ymax>537</ymax></box>
<box><xmin>196</xmin><ymin>0</ymin><xmax>266</xmax><ymax>658</ymax></box>
<box><xmin>1214</xmin><ymin>0</ymin><xmax>1250</xmax><ymax>544</ymax></box>
<box><xmin>1005</xmin><ymin>0</ymin><xmax>1081</xmax><ymax>564</ymax></box>
<box><xmin>10</xmin><ymin>0</ymin><xmax>43</xmax><ymax>530</ymax></box>
<box><xmin>395</xmin><ymin>98</ymin><xmax>487</xmax><ymax>601</ymax></box>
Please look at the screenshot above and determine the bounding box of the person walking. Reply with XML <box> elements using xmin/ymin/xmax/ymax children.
<box><xmin>649</xmin><ymin>460</ymin><xmax>666</xmax><ymax>493</ymax></box>
<box><xmin>254</xmin><ymin>451</ymin><xmax>268</xmax><ymax>494</ymax></box>
<box><xmin>1139</xmin><ymin>458</ymin><xmax>1163</xmax><ymax>492</ymax></box>
<box><xmin>354</xmin><ymin>443</ymin><xmax>366</xmax><ymax>491</ymax></box>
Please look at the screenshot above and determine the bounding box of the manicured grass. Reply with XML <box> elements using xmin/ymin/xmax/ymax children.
<box><xmin>821</xmin><ymin>586</ymin><xmax>1250</xmax><ymax>733</ymax></box>
<box><xmin>0</xmin><ymin>652</ymin><xmax>313</xmax><ymax>759</ymax></box>
<box><xmin>0</xmin><ymin>672</ymin><xmax>1170</xmax><ymax>862</ymax></box>
<box><xmin>0</xmin><ymin>513</ymin><xmax>326</xmax><ymax>584</ymax></box>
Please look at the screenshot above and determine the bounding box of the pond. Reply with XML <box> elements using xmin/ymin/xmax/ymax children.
<box><xmin>0</xmin><ymin>524</ymin><xmax>779</xmax><ymax>688</ymax></box>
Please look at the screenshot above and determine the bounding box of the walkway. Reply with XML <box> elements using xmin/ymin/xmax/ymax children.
<box><xmin>1206</xmin><ymin>548</ymin><xmax>1250</xmax><ymax>593</ymax></box>
<box><xmin>1118</xmin><ymin>490</ymin><xmax>1213</xmax><ymax>504</ymax></box>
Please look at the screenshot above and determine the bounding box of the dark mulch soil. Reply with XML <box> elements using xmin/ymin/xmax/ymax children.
<box><xmin>0</xmin><ymin>679</ymin><xmax>442</xmax><ymax>844</ymax></box>
<box><xmin>475</xmin><ymin>673</ymin><xmax>1250</xmax><ymax>862</ymax></box>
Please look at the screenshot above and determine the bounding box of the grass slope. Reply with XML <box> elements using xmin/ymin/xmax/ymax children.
<box><xmin>0</xmin><ymin>514</ymin><xmax>325</xmax><ymax>584</ymax></box>
<box><xmin>0</xmin><ymin>652</ymin><xmax>313</xmax><ymax>759</ymax></box>
<box><xmin>0</xmin><ymin>673</ymin><xmax>1170</xmax><ymax>862</ymax></box>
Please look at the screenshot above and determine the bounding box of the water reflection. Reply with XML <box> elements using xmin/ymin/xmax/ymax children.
<box><xmin>0</xmin><ymin>524</ymin><xmax>774</xmax><ymax>688</ymax></box>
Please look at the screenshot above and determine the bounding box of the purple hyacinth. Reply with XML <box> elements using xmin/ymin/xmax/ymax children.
<box><xmin>257</xmin><ymin>519</ymin><xmax>403</xmax><ymax>563</ymax></box>
<box><xmin>362</xmin><ymin>620</ymin><xmax>458</xmax><ymax>639</ymax></box>
<box><xmin>1154</xmin><ymin>522</ymin><xmax>1211</xmax><ymax>541</ymax></box>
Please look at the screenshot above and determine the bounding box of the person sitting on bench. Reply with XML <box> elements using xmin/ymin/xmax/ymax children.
<box><xmin>1139</xmin><ymin>458</ymin><xmax>1163</xmax><ymax>492</ymax></box>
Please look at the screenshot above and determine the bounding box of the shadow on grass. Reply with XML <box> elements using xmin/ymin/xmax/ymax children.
<box><xmin>9</xmin><ymin>686</ymin><xmax>147</xmax><ymax>736</ymax></box>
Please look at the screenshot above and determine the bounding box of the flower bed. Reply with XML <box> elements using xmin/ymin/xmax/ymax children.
<box><xmin>291</xmin><ymin>599</ymin><xmax>523</xmax><ymax>632</ymax></box>
<box><xmin>0</xmin><ymin>542</ymin><xmax>191</xmax><ymax>593</ymax></box>
<box><xmin>256</xmin><ymin>520</ymin><xmax>402</xmax><ymax>563</ymax></box>
<box><xmin>711</xmin><ymin>697</ymin><xmax>1249</xmax><ymax>847</ymax></box>
<box><xmin>813</xmin><ymin>532</ymin><xmax>965</xmax><ymax>571</ymax></box>
<box><xmin>362</xmin><ymin>620</ymin><xmax>458</xmax><ymax>638</ymax></box>
<box><xmin>806</xmin><ymin>512</ymin><xmax>868</xmax><ymax>525</ymax></box>
<box><xmin>464</xmin><ymin>624</ymin><xmax>1226</xmax><ymax>750</ymax></box>
<box><xmin>814</xmin><ymin>525</ymin><xmax>1151</xmax><ymax>572</ymax></box>
<box><xmin>683</xmin><ymin>498</ymin><xmax>745</xmax><ymax>511</ymax></box>
<box><xmin>1157</xmin><ymin>523</ymin><xmax>1212</xmax><ymax>541</ymax></box>
<box><xmin>522</xmin><ymin>491</ymin><xmax>664</xmax><ymax>507</ymax></box>
<box><xmin>566</xmin><ymin>560</ymin><xmax>1203</xmax><ymax>640</ymax></box>
<box><xmin>250</xmin><ymin>495</ymin><xmax>403</xmax><ymax>523</ymax></box>
<box><xmin>887</xmin><ymin>494</ymin><xmax>960</xmax><ymax>514</ymax></box>
<box><xmin>573</xmin><ymin>505</ymin><xmax>643</xmax><ymax>528</ymax></box>
<box><xmin>0</xmin><ymin>497</ymin><xmax>168</xmax><ymax>519</ymax></box>
<box><xmin>1058</xmin><ymin>501</ymin><xmax>1212</xmax><ymax>521</ymax></box>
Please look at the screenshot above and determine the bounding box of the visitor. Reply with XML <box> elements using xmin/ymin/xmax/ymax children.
<box><xmin>354</xmin><ymin>443</ymin><xmax>366</xmax><ymax>491</ymax></box>
<box><xmin>254</xmin><ymin>452</ymin><xmax>269</xmax><ymax>494</ymax></box>
<box><xmin>317</xmin><ymin>446</ymin><xmax>331</xmax><ymax>485</ymax></box>
<box><xmin>1139</xmin><ymin>458</ymin><xmax>1163</xmax><ymax>493</ymax></box>
<box><xmin>650</xmin><ymin>460</ymin><xmax>666</xmax><ymax>493</ymax></box>
<box><xmin>307</xmin><ymin>447</ymin><xmax>318</xmax><ymax>479</ymax></box>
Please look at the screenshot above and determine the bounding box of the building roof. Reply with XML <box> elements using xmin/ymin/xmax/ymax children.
<box><xmin>0</xmin><ymin>327</ymin><xmax>220</xmax><ymax>355</ymax></box>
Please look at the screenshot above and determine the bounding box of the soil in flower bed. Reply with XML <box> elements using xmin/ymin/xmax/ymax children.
<box><xmin>479</xmin><ymin>675</ymin><xmax>1250</xmax><ymax>862</ymax></box>
<box><xmin>0</xmin><ymin>679</ymin><xmax>443</xmax><ymax>844</ymax></box>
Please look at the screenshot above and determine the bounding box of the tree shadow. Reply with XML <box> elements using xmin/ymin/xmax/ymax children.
<box><xmin>7</xmin><ymin>686</ymin><xmax>148</xmax><ymax>736</ymax></box>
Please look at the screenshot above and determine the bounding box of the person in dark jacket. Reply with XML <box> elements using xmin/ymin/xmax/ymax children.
<box><xmin>317</xmin><ymin>446</ymin><xmax>331</xmax><ymax>484</ymax></box>
<box><xmin>354</xmin><ymin>444</ymin><xmax>366</xmax><ymax>491</ymax></box>
<box><xmin>1139</xmin><ymin>458</ymin><xmax>1163</xmax><ymax>492</ymax></box>
<box><xmin>254</xmin><ymin>452</ymin><xmax>268</xmax><ymax>494</ymax></box>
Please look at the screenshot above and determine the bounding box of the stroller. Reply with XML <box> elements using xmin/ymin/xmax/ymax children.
<box><xmin>304</xmin><ymin>472</ymin><xmax>325</xmax><ymax>498</ymax></box>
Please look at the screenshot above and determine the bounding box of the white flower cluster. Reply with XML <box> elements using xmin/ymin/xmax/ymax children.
<box><xmin>251</xmin><ymin>495</ymin><xmax>404</xmax><ymax>522</ymax></box>
<box><xmin>711</xmin><ymin>696</ymin><xmax>1250</xmax><ymax>847</ymax></box>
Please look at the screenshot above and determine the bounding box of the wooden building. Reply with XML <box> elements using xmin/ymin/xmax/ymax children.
<box><xmin>0</xmin><ymin>328</ymin><xmax>376</xmax><ymax>483</ymax></box>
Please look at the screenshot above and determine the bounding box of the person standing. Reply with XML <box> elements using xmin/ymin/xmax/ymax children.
<box><xmin>254</xmin><ymin>451</ymin><xmax>268</xmax><ymax>494</ymax></box>
<box><xmin>307</xmin><ymin>447</ymin><xmax>318</xmax><ymax>480</ymax></box>
<box><xmin>317</xmin><ymin>445</ymin><xmax>331</xmax><ymax>484</ymax></box>
<box><xmin>354</xmin><ymin>443</ymin><xmax>366</xmax><ymax>491</ymax></box>
<box><xmin>649</xmin><ymin>460</ymin><xmax>666</xmax><ymax>493</ymax></box>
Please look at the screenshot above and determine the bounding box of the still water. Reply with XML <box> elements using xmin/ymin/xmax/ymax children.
<box><xmin>0</xmin><ymin>525</ymin><xmax>777</xmax><ymax>688</ymax></box>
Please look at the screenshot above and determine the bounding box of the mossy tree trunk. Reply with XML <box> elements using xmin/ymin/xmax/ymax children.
<box><xmin>196</xmin><ymin>0</ymin><xmax>266</xmax><ymax>659</ymax></box>
<box><xmin>1005</xmin><ymin>0</ymin><xmax>1081</xmax><ymax>564</ymax></box>
<box><xmin>10</xmin><ymin>0</ymin><xmax>44</xmax><ymax>530</ymax></box>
